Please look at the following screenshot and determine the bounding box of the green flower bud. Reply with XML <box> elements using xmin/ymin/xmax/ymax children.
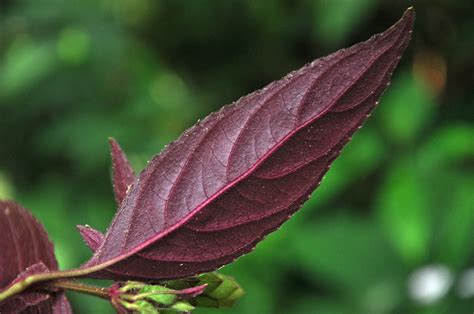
<box><xmin>195</xmin><ymin>273</ymin><xmax>244</xmax><ymax>308</ymax></box>
<box><xmin>171</xmin><ymin>301</ymin><xmax>194</xmax><ymax>312</ymax></box>
<box><xmin>128</xmin><ymin>300</ymin><xmax>159</xmax><ymax>314</ymax></box>
<box><xmin>140</xmin><ymin>285</ymin><xmax>177</xmax><ymax>305</ymax></box>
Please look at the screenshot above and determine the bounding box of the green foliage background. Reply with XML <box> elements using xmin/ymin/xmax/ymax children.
<box><xmin>0</xmin><ymin>0</ymin><xmax>472</xmax><ymax>313</ymax></box>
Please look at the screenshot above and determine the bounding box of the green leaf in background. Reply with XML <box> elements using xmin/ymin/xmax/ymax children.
<box><xmin>416</xmin><ymin>124</ymin><xmax>474</xmax><ymax>269</ymax></box>
<box><xmin>17</xmin><ymin>179</ymin><xmax>78</xmax><ymax>270</ymax></box>
<box><xmin>0</xmin><ymin>36</ymin><xmax>55</xmax><ymax>99</ymax></box>
<box><xmin>290</xmin><ymin>214</ymin><xmax>404</xmax><ymax>313</ymax></box>
<box><xmin>310</xmin><ymin>0</ymin><xmax>377</xmax><ymax>47</ymax></box>
<box><xmin>0</xmin><ymin>172</ymin><xmax>14</xmax><ymax>199</ymax></box>
<box><xmin>418</xmin><ymin>124</ymin><xmax>474</xmax><ymax>170</ymax></box>
<box><xmin>56</xmin><ymin>26</ymin><xmax>91</xmax><ymax>64</ymax></box>
<box><xmin>378</xmin><ymin>71</ymin><xmax>435</xmax><ymax>145</ymax></box>
<box><xmin>308</xmin><ymin>127</ymin><xmax>386</xmax><ymax>206</ymax></box>
<box><xmin>434</xmin><ymin>176</ymin><xmax>474</xmax><ymax>269</ymax></box>
<box><xmin>287</xmin><ymin>297</ymin><xmax>353</xmax><ymax>314</ymax></box>
<box><xmin>375</xmin><ymin>158</ymin><xmax>432</xmax><ymax>265</ymax></box>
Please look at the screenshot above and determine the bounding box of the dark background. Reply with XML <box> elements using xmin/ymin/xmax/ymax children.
<box><xmin>0</xmin><ymin>0</ymin><xmax>473</xmax><ymax>313</ymax></box>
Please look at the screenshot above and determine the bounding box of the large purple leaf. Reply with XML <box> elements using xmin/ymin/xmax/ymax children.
<box><xmin>85</xmin><ymin>9</ymin><xmax>414</xmax><ymax>280</ymax></box>
<box><xmin>0</xmin><ymin>201</ymin><xmax>72</xmax><ymax>313</ymax></box>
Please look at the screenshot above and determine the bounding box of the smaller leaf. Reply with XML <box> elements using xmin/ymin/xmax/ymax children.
<box><xmin>51</xmin><ymin>293</ymin><xmax>73</xmax><ymax>314</ymax></box>
<box><xmin>77</xmin><ymin>138</ymin><xmax>139</xmax><ymax>253</ymax></box>
<box><xmin>0</xmin><ymin>201</ymin><xmax>72</xmax><ymax>313</ymax></box>
<box><xmin>109</xmin><ymin>137</ymin><xmax>136</xmax><ymax>206</ymax></box>
<box><xmin>0</xmin><ymin>263</ymin><xmax>54</xmax><ymax>312</ymax></box>
<box><xmin>0</xmin><ymin>201</ymin><xmax>57</xmax><ymax>289</ymax></box>
<box><xmin>77</xmin><ymin>224</ymin><xmax>103</xmax><ymax>251</ymax></box>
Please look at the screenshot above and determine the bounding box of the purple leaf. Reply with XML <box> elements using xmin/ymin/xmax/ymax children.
<box><xmin>0</xmin><ymin>201</ymin><xmax>57</xmax><ymax>289</ymax></box>
<box><xmin>77</xmin><ymin>225</ymin><xmax>103</xmax><ymax>252</ymax></box>
<box><xmin>85</xmin><ymin>9</ymin><xmax>414</xmax><ymax>280</ymax></box>
<box><xmin>77</xmin><ymin>138</ymin><xmax>135</xmax><ymax>252</ymax></box>
<box><xmin>0</xmin><ymin>265</ymin><xmax>51</xmax><ymax>313</ymax></box>
<box><xmin>1</xmin><ymin>290</ymin><xmax>72</xmax><ymax>314</ymax></box>
<box><xmin>109</xmin><ymin>137</ymin><xmax>136</xmax><ymax>206</ymax></box>
<box><xmin>0</xmin><ymin>201</ymin><xmax>72</xmax><ymax>313</ymax></box>
<box><xmin>0</xmin><ymin>292</ymin><xmax>50</xmax><ymax>313</ymax></box>
<box><xmin>51</xmin><ymin>292</ymin><xmax>73</xmax><ymax>314</ymax></box>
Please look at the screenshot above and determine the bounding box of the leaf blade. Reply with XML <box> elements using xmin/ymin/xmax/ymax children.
<box><xmin>86</xmin><ymin>8</ymin><xmax>415</xmax><ymax>279</ymax></box>
<box><xmin>109</xmin><ymin>137</ymin><xmax>136</xmax><ymax>206</ymax></box>
<box><xmin>0</xmin><ymin>201</ymin><xmax>72</xmax><ymax>312</ymax></box>
<box><xmin>0</xmin><ymin>201</ymin><xmax>57</xmax><ymax>289</ymax></box>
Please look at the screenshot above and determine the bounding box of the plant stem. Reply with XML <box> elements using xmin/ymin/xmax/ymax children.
<box><xmin>45</xmin><ymin>280</ymin><xmax>110</xmax><ymax>300</ymax></box>
<box><xmin>0</xmin><ymin>249</ymin><xmax>145</xmax><ymax>302</ymax></box>
<box><xmin>0</xmin><ymin>262</ymin><xmax>113</xmax><ymax>302</ymax></box>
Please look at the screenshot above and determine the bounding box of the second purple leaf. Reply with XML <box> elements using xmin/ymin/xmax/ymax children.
<box><xmin>0</xmin><ymin>201</ymin><xmax>72</xmax><ymax>313</ymax></box>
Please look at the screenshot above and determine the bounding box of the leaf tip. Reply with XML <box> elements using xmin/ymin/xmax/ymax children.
<box><xmin>77</xmin><ymin>224</ymin><xmax>103</xmax><ymax>252</ymax></box>
<box><xmin>108</xmin><ymin>136</ymin><xmax>118</xmax><ymax>147</ymax></box>
<box><xmin>400</xmin><ymin>6</ymin><xmax>416</xmax><ymax>27</ymax></box>
<box><xmin>108</xmin><ymin>137</ymin><xmax>136</xmax><ymax>206</ymax></box>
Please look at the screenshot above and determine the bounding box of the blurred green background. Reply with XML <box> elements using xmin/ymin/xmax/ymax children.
<box><xmin>0</xmin><ymin>0</ymin><xmax>473</xmax><ymax>313</ymax></box>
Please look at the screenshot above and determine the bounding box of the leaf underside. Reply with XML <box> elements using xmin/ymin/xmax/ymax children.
<box><xmin>0</xmin><ymin>201</ymin><xmax>72</xmax><ymax>313</ymax></box>
<box><xmin>83</xmin><ymin>8</ymin><xmax>414</xmax><ymax>280</ymax></box>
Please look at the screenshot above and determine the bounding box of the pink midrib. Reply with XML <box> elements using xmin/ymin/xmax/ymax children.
<box><xmin>90</xmin><ymin>19</ymin><xmax>406</xmax><ymax>270</ymax></box>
